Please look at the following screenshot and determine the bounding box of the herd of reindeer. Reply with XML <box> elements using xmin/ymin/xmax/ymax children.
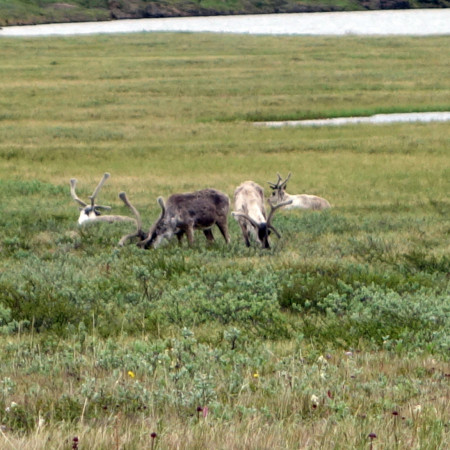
<box><xmin>70</xmin><ymin>173</ymin><xmax>331</xmax><ymax>250</ymax></box>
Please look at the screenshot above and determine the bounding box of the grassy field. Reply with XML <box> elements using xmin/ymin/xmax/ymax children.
<box><xmin>0</xmin><ymin>33</ymin><xmax>449</xmax><ymax>449</ymax></box>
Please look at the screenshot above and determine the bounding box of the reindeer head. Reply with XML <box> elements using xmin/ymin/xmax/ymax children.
<box><xmin>139</xmin><ymin>197</ymin><xmax>174</xmax><ymax>249</ymax></box>
<box><xmin>267</xmin><ymin>172</ymin><xmax>291</xmax><ymax>207</ymax></box>
<box><xmin>118</xmin><ymin>193</ymin><xmax>169</xmax><ymax>249</ymax></box>
<box><xmin>70</xmin><ymin>173</ymin><xmax>137</xmax><ymax>226</ymax></box>
<box><xmin>232</xmin><ymin>199</ymin><xmax>292</xmax><ymax>249</ymax></box>
<box><xmin>70</xmin><ymin>173</ymin><xmax>112</xmax><ymax>224</ymax></box>
<box><xmin>117</xmin><ymin>192</ymin><xmax>148</xmax><ymax>246</ymax></box>
<box><xmin>256</xmin><ymin>222</ymin><xmax>272</xmax><ymax>249</ymax></box>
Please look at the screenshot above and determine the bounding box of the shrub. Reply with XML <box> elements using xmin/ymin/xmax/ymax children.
<box><xmin>299</xmin><ymin>285</ymin><xmax>450</xmax><ymax>352</ymax></box>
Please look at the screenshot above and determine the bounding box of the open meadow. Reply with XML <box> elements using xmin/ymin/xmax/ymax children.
<box><xmin>0</xmin><ymin>33</ymin><xmax>449</xmax><ymax>449</ymax></box>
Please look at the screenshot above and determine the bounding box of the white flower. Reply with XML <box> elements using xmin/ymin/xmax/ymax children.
<box><xmin>5</xmin><ymin>402</ymin><xmax>18</xmax><ymax>413</ymax></box>
<box><xmin>37</xmin><ymin>410</ymin><xmax>45</xmax><ymax>429</ymax></box>
<box><xmin>310</xmin><ymin>394</ymin><xmax>319</xmax><ymax>404</ymax></box>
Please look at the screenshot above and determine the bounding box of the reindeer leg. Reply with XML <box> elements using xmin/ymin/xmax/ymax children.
<box><xmin>216</xmin><ymin>220</ymin><xmax>230</xmax><ymax>244</ymax></box>
<box><xmin>175</xmin><ymin>230</ymin><xmax>185</xmax><ymax>245</ymax></box>
<box><xmin>186</xmin><ymin>226</ymin><xmax>195</xmax><ymax>246</ymax></box>
<box><xmin>203</xmin><ymin>229</ymin><xmax>215</xmax><ymax>243</ymax></box>
<box><xmin>239</xmin><ymin>222</ymin><xmax>251</xmax><ymax>247</ymax></box>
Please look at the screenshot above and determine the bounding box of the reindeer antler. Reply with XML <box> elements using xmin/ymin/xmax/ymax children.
<box><xmin>266</xmin><ymin>199</ymin><xmax>293</xmax><ymax>238</ymax></box>
<box><xmin>267</xmin><ymin>173</ymin><xmax>292</xmax><ymax>191</ymax></box>
<box><xmin>279</xmin><ymin>172</ymin><xmax>291</xmax><ymax>191</ymax></box>
<box><xmin>118</xmin><ymin>192</ymin><xmax>145</xmax><ymax>246</ymax></box>
<box><xmin>267</xmin><ymin>173</ymin><xmax>283</xmax><ymax>190</ymax></box>
<box><xmin>70</xmin><ymin>173</ymin><xmax>112</xmax><ymax>211</ymax></box>
<box><xmin>70</xmin><ymin>178</ymin><xmax>88</xmax><ymax>208</ymax></box>
<box><xmin>89</xmin><ymin>172</ymin><xmax>112</xmax><ymax>211</ymax></box>
<box><xmin>137</xmin><ymin>197</ymin><xmax>166</xmax><ymax>249</ymax></box>
<box><xmin>231</xmin><ymin>211</ymin><xmax>259</xmax><ymax>229</ymax></box>
<box><xmin>232</xmin><ymin>198</ymin><xmax>292</xmax><ymax>238</ymax></box>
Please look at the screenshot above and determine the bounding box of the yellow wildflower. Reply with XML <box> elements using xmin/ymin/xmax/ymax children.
<box><xmin>128</xmin><ymin>370</ymin><xmax>135</xmax><ymax>378</ymax></box>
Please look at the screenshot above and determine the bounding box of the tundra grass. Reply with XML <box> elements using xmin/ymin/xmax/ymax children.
<box><xmin>0</xmin><ymin>33</ymin><xmax>449</xmax><ymax>448</ymax></box>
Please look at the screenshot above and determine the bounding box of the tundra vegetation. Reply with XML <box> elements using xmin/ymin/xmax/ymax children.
<box><xmin>0</xmin><ymin>33</ymin><xmax>449</xmax><ymax>449</ymax></box>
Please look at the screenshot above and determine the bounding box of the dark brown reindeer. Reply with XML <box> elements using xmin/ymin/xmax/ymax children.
<box><xmin>118</xmin><ymin>189</ymin><xmax>231</xmax><ymax>248</ymax></box>
<box><xmin>232</xmin><ymin>181</ymin><xmax>291</xmax><ymax>249</ymax></box>
<box><xmin>268</xmin><ymin>172</ymin><xmax>331</xmax><ymax>210</ymax></box>
<box><xmin>70</xmin><ymin>173</ymin><xmax>135</xmax><ymax>225</ymax></box>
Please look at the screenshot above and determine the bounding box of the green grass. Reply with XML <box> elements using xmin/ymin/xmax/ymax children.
<box><xmin>0</xmin><ymin>33</ymin><xmax>449</xmax><ymax>449</ymax></box>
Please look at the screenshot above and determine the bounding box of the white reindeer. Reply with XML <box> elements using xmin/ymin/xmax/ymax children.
<box><xmin>267</xmin><ymin>173</ymin><xmax>331</xmax><ymax>210</ymax></box>
<box><xmin>232</xmin><ymin>180</ymin><xmax>291</xmax><ymax>249</ymax></box>
<box><xmin>70</xmin><ymin>173</ymin><xmax>135</xmax><ymax>225</ymax></box>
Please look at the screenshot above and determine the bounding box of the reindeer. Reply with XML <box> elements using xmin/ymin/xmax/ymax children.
<box><xmin>232</xmin><ymin>181</ymin><xmax>292</xmax><ymax>249</ymax></box>
<box><xmin>70</xmin><ymin>173</ymin><xmax>135</xmax><ymax>225</ymax></box>
<box><xmin>267</xmin><ymin>173</ymin><xmax>331</xmax><ymax>210</ymax></box>
<box><xmin>118</xmin><ymin>189</ymin><xmax>231</xmax><ymax>248</ymax></box>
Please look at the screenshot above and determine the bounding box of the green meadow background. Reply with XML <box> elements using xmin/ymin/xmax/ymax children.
<box><xmin>0</xmin><ymin>33</ymin><xmax>449</xmax><ymax>448</ymax></box>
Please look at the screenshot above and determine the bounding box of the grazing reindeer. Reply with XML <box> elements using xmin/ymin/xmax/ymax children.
<box><xmin>267</xmin><ymin>173</ymin><xmax>331</xmax><ymax>210</ymax></box>
<box><xmin>118</xmin><ymin>189</ymin><xmax>231</xmax><ymax>248</ymax></box>
<box><xmin>70</xmin><ymin>173</ymin><xmax>135</xmax><ymax>225</ymax></box>
<box><xmin>232</xmin><ymin>181</ymin><xmax>292</xmax><ymax>249</ymax></box>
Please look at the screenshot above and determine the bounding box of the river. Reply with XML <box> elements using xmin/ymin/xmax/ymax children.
<box><xmin>1</xmin><ymin>9</ymin><xmax>450</xmax><ymax>37</ymax></box>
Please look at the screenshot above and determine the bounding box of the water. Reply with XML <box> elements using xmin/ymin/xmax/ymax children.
<box><xmin>255</xmin><ymin>112</ymin><xmax>450</xmax><ymax>128</ymax></box>
<box><xmin>1</xmin><ymin>9</ymin><xmax>450</xmax><ymax>37</ymax></box>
